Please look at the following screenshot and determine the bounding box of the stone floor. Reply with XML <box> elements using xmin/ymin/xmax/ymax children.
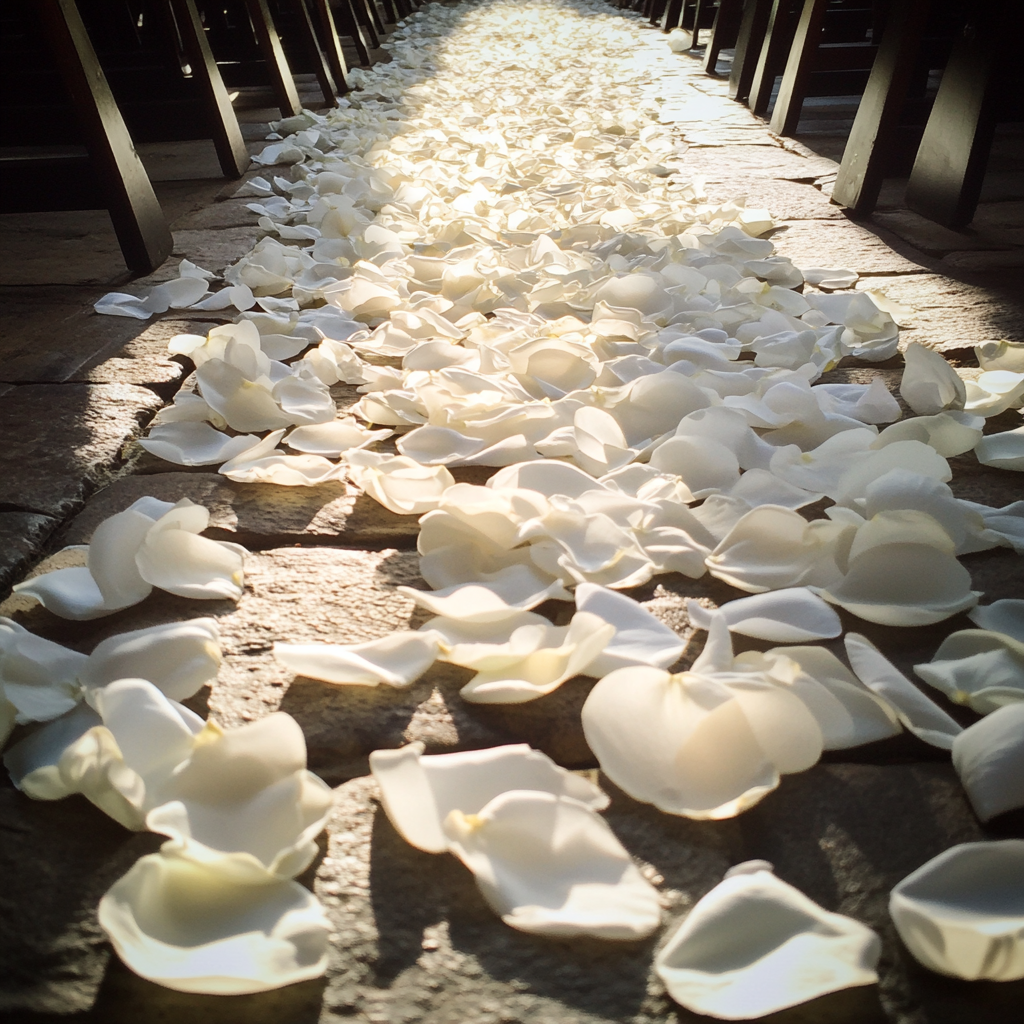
<box><xmin>1</xmin><ymin>4</ymin><xmax>1022</xmax><ymax>1024</ymax></box>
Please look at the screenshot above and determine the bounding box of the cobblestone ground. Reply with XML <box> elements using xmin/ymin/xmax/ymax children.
<box><xmin>1</xmin><ymin>2</ymin><xmax>1022</xmax><ymax>1023</ymax></box>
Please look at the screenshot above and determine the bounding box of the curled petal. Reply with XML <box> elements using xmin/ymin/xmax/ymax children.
<box><xmin>80</xmin><ymin>619</ymin><xmax>222</xmax><ymax>702</ymax></box>
<box><xmin>398</xmin><ymin>565</ymin><xmax>571</xmax><ymax>623</ymax></box>
<box><xmin>274</xmin><ymin>631</ymin><xmax>440</xmax><ymax>687</ymax></box>
<box><xmin>968</xmin><ymin>599</ymin><xmax>1024</xmax><ymax>642</ymax></box>
<box><xmin>914</xmin><ymin>629</ymin><xmax>1024</xmax><ymax>714</ymax></box>
<box><xmin>139</xmin><ymin>423</ymin><xmax>261</xmax><ymax>467</ymax></box>
<box><xmin>844</xmin><ymin>635</ymin><xmax>962</xmax><ymax>749</ymax></box>
<box><xmin>346</xmin><ymin>449</ymin><xmax>454</xmax><ymax>515</ymax></box>
<box><xmin>98</xmin><ymin>852</ymin><xmax>330</xmax><ymax>994</ymax></box>
<box><xmin>137</xmin><ymin>514</ymin><xmax>245</xmax><ymax>601</ymax></box>
<box><xmin>575</xmin><ymin>583</ymin><xmax>685</xmax><ymax>675</ymax></box>
<box><xmin>656</xmin><ymin>862</ymin><xmax>880</xmax><ymax>1019</ymax></box>
<box><xmin>899</xmin><ymin>341</ymin><xmax>966</xmax><ymax>415</ymax></box>
<box><xmin>444</xmin><ymin>791</ymin><xmax>661</xmax><ymax>939</ymax></box>
<box><xmin>951</xmin><ymin>704</ymin><xmax>1024</xmax><ymax>822</ymax></box>
<box><xmin>816</xmin><ymin>543</ymin><xmax>979</xmax><ymax>626</ymax></box>
<box><xmin>686</xmin><ymin>588</ymin><xmax>841</xmax><ymax>642</ymax></box>
<box><xmin>890</xmin><ymin>841</ymin><xmax>1024</xmax><ymax>980</ymax></box>
<box><xmin>370</xmin><ymin>741</ymin><xmax>607</xmax><ymax>854</ymax></box>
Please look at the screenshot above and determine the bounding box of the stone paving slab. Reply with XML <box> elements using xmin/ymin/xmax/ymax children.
<box><xmin>700</xmin><ymin>177</ymin><xmax>845</xmax><ymax>220</ymax></box>
<box><xmin>678</xmin><ymin>145</ymin><xmax>839</xmax><ymax>182</ymax></box>
<box><xmin>0</xmin><ymin>289</ymin><xmax>184</xmax><ymax>385</ymax></box>
<box><xmin>771</xmin><ymin>221</ymin><xmax>929</xmax><ymax>275</ymax></box>
<box><xmin>0</xmin><ymin>383</ymin><xmax>163</xmax><ymax>519</ymax></box>
<box><xmin>858</xmin><ymin>274</ymin><xmax>1024</xmax><ymax>351</ymax></box>
<box><xmin>171</xmin><ymin>199</ymin><xmax>263</xmax><ymax>231</ymax></box>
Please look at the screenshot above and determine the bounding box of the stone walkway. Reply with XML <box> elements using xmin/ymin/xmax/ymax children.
<box><xmin>1</xmin><ymin>2</ymin><xmax>1022</xmax><ymax>1023</ymax></box>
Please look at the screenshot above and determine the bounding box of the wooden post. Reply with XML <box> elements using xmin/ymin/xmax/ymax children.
<box><xmin>333</xmin><ymin>0</ymin><xmax>372</xmax><ymax>66</ymax></box>
<box><xmin>748</xmin><ymin>0</ymin><xmax>797</xmax><ymax>115</ymax></box>
<box><xmin>288</xmin><ymin>0</ymin><xmax>343</xmax><ymax>102</ymax></box>
<box><xmin>768</xmin><ymin>0</ymin><xmax>827</xmax><ymax>136</ymax></box>
<box><xmin>729</xmin><ymin>0</ymin><xmax>773</xmax><ymax>100</ymax></box>
<box><xmin>312</xmin><ymin>0</ymin><xmax>352</xmax><ymax>86</ymax></box>
<box><xmin>832</xmin><ymin>0</ymin><xmax>930</xmax><ymax>216</ymax></box>
<box><xmin>38</xmin><ymin>0</ymin><xmax>172</xmax><ymax>274</ymax></box>
<box><xmin>905</xmin><ymin>3</ymin><xmax>1012</xmax><ymax>229</ymax></box>
<box><xmin>703</xmin><ymin>0</ymin><xmax>744</xmax><ymax>74</ymax></box>
<box><xmin>661</xmin><ymin>0</ymin><xmax>684</xmax><ymax>32</ymax></box>
<box><xmin>170</xmin><ymin>0</ymin><xmax>250</xmax><ymax>177</ymax></box>
<box><xmin>245</xmin><ymin>0</ymin><xmax>302</xmax><ymax>116</ymax></box>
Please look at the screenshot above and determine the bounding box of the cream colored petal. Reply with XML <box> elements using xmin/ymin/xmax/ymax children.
<box><xmin>574</xmin><ymin>583</ymin><xmax>685</xmax><ymax>675</ymax></box>
<box><xmin>900</xmin><ymin>342</ymin><xmax>967</xmax><ymax>415</ymax></box>
<box><xmin>285</xmin><ymin>419</ymin><xmax>391</xmax><ymax>457</ymax></box>
<box><xmin>817</xmin><ymin>543</ymin><xmax>979</xmax><ymax>626</ymax></box>
<box><xmin>751</xmin><ymin>646</ymin><xmax>901</xmax><ymax>749</ymax></box>
<box><xmin>581</xmin><ymin>667</ymin><xmax>782</xmax><ymax>819</ymax></box>
<box><xmin>273</xmin><ymin>631</ymin><xmax>440</xmax><ymax>686</ymax></box>
<box><xmin>951</xmin><ymin>704</ymin><xmax>1024</xmax><ymax>822</ymax></box>
<box><xmin>80</xmin><ymin>619</ymin><xmax>222</xmax><ymax>702</ymax></box>
<box><xmin>427</xmin><ymin>612</ymin><xmax>551</xmax><ymax>667</ymax></box>
<box><xmin>139</xmin><ymin>423</ymin><xmax>262</xmax><ymax>467</ymax></box>
<box><xmin>968</xmin><ymin>599</ymin><xmax>1024</xmax><ymax>642</ymax></box>
<box><xmin>136</xmin><ymin>515</ymin><xmax>245</xmax><ymax>601</ymax></box>
<box><xmin>98</xmin><ymin>851</ymin><xmax>330</xmax><ymax>994</ymax></box>
<box><xmin>87</xmin><ymin>505</ymin><xmax>159</xmax><ymax>610</ymax></box>
<box><xmin>444</xmin><ymin>791</ymin><xmax>661</xmax><ymax>939</ymax></box>
<box><xmin>3</xmin><ymin>702</ymin><xmax>101</xmax><ymax>800</ymax></box>
<box><xmin>656</xmin><ymin>863</ymin><xmax>880</xmax><ymax>1019</ymax></box>
<box><xmin>975</xmin><ymin>426</ymin><xmax>1024</xmax><ymax>471</ymax></box>
<box><xmin>369</xmin><ymin>740</ymin><xmax>608</xmax><ymax>854</ymax></box>
<box><xmin>196</xmin><ymin>360</ymin><xmax>292</xmax><ymax>433</ymax></box>
<box><xmin>345</xmin><ymin>449</ymin><xmax>455</xmax><ymax>515</ymax></box>
<box><xmin>220</xmin><ymin>450</ymin><xmax>345</xmax><ymax>486</ymax></box>
<box><xmin>459</xmin><ymin>612</ymin><xmax>615</xmax><ymax>704</ymax></box>
<box><xmin>686</xmin><ymin>588</ymin><xmax>841</xmax><ymax>642</ymax></box>
<box><xmin>707</xmin><ymin>506</ymin><xmax>847</xmax><ymax>594</ymax></box>
<box><xmin>398</xmin><ymin>565</ymin><xmax>570</xmax><ymax>623</ymax></box>
<box><xmin>148</xmin><ymin>713</ymin><xmax>332</xmax><ymax>879</ymax></box>
<box><xmin>873</xmin><ymin>410</ymin><xmax>984</xmax><ymax>457</ymax></box>
<box><xmin>11</xmin><ymin>566</ymin><xmax>112</xmax><ymax>620</ymax></box>
<box><xmin>914</xmin><ymin>629</ymin><xmax>1024</xmax><ymax>714</ymax></box>
<box><xmin>844</xmin><ymin>634</ymin><xmax>963</xmax><ymax>749</ymax></box>
<box><xmin>890</xmin><ymin>841</ymin><xmax>1024</xmax><ymax>980</ymax></box>
<box><xmin>650</xmin><ymin>436</ymin><xmax>740</xmax><ymax>499</ymax></box>
<box><xmin>0</xmin><ymin>618</ymin><xmax>86</xmax><ymax>723</ymax></box>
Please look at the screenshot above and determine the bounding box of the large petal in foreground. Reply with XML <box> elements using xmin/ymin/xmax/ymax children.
<box><xmin>444</xmin><ymin>790</ymin><xmax>661</xmax><ymax>939</ymax></box>
<box><xmin>889</xmin><ymin>841</ymin><xmax>1024</xmax><ymax>981</ymax></box>
<box><xmin>656</xmin><ymin>861</ymin><xmax>880</xmax><ymax>1020</ymax></box>
<box><xmin>98</xmin><ymin>851</ymin><xmax>330</xmax><ymax>995</ymax></box>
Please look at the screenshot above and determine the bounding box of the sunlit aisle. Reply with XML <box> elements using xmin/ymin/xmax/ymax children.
<box><xmin>2</xmin><ymin>2</ymin><xmax>1023</xmax><ymax>1024</ymax></box>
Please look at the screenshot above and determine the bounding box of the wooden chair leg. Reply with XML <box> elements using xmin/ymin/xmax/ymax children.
<box><xmin>363</xmin><ymin>0</ymin><xmax>385</xmax><ymax>37</ymax></box>
<box><xmin>351</xmin><ymin>0</ymin><xmax>380</xmax><ymax>50</ymax></box>
<box><xmin>333</xmin><ymin>0</ymin><xmax>372</xmax><ymax>66</ymax></box>
<box><xmin>312</xmin><ymin>0</ymin><xmax>352</xmax><ymax>86</ymax></box>
<box><xmin>170</xmin><ymin>0</ymin><xmax>250</xmax><ymax>177</ymax></box>
<box><xmin>905</xmin><ymin>2</ymin><xmax>1013</xmax><ymax>229</ymax></box>
<box><xmin>290</xmin><ymin>0</ymin><xmax>343</xmax><ymax>102</ymax></box>
<box><xmin>649</xmin><ymin>0</ymin><xmax>667</xmax><ymax>26</ymax></box>
<box><xmin>704</xmin><ymin>0</ymin><xmax>744</xmax><ymax>74</ymax></box>
<box><xmin>39</xmin><ymin>0</ymin><xmax>172</xmax><ymax>274</ymax></box>
<box><xmin>768</xmin><ymin>0</ymin><xmax>827</xmax><ymax>136</ymax></box>
<box><xmin>245</xmin><ymin>0</ymin><xmax>302</xmax><ymax>116</ymax></box>
<box><xmin>748</xmin><ymin>0</ymin><xmax>798</xmax><ymax>115</ymax></box>
<box><xmin>661</xmin><ymin>0</ymin><xmax>684</xmax><ymax>32</ymax></box>
<box><xmin>729</xmin><ymin>0</ymin><xmax>773</xmax><ymax>100</ymax></box>
<box><xmin>832</xmin><ymin>0</ymin><xmax>929</xmax><ymax>216</ymax></box>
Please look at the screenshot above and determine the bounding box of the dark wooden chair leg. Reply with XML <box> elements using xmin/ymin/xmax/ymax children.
<box><xmin>832</xmin><ymin>0</ymin><xmax>930</xmax><ymax>216</ymax></box>
<box><xmin>768</xmin><ymin>0</ymin><xmax>827</xmax><ymax>136</ymax></box>
<box><xmin>748</xmin><ymin>0</ymin><xmax>798</xmax><ymax>115</ymax></box>
<box><xmin>649</xmin><ymin>0</ymin><xmax>667</xmax><ymax>26</ymax></box>
<box><xmin>729</xmin><ymin>0</ymin><xmax>773</xmax><ymax>100</ymax></box>
<box><xmin>904</xmin><ymin>2</ymin><xmax>1013</xmax><ymax>229</ymax></box>
<box><xmin>351</xmin><ymin>0</ymin><xmax>380</xmax><ymax>50</ymax></box>
<box><xmin>289</xmin><ymin>0</ymin><xmax>342</xmax><ymax>101</ymax></box>
<box><xmin>170</xmin><ymin>0</ymin><xmax>250</xmax><ymax>177</ymax></box>
<box><xmin>312</xmin><ymin>0</ymin><xmax>352</xmax><ymax>86</ymax></box>
<box><xmin>661</xmin><ymin>0</ymin><xmax>684</xmax><ymax>32</ymax></box>
<box><xmin>363</xmin><ymin>0</ymin><xmax>385</xmax><ymax>37</ymax></box>
<box><xmin>333</xmin><ymin>0</ymin><xmax>372</xmax><ymax>66</ymax></box>
<box><xmin>245</xmin><ymin>0</ymin><xmax>302</xmax><ymax>116</ymax></box>
<box><xmin>703</xmin><ymin>0</ymin><xmax>744</xmax><ymax>73</ymax></box>
<box><xmin>38</xmin><ymin>0</ymin><xmax>172</xmax><ymax>274</ymax></box>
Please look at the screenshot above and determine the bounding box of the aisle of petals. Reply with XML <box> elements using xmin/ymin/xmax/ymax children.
<box><xmin>4</xmin><ymin>0</ymin><xmax>1024</xmax><ymax>1013</ymax></box>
